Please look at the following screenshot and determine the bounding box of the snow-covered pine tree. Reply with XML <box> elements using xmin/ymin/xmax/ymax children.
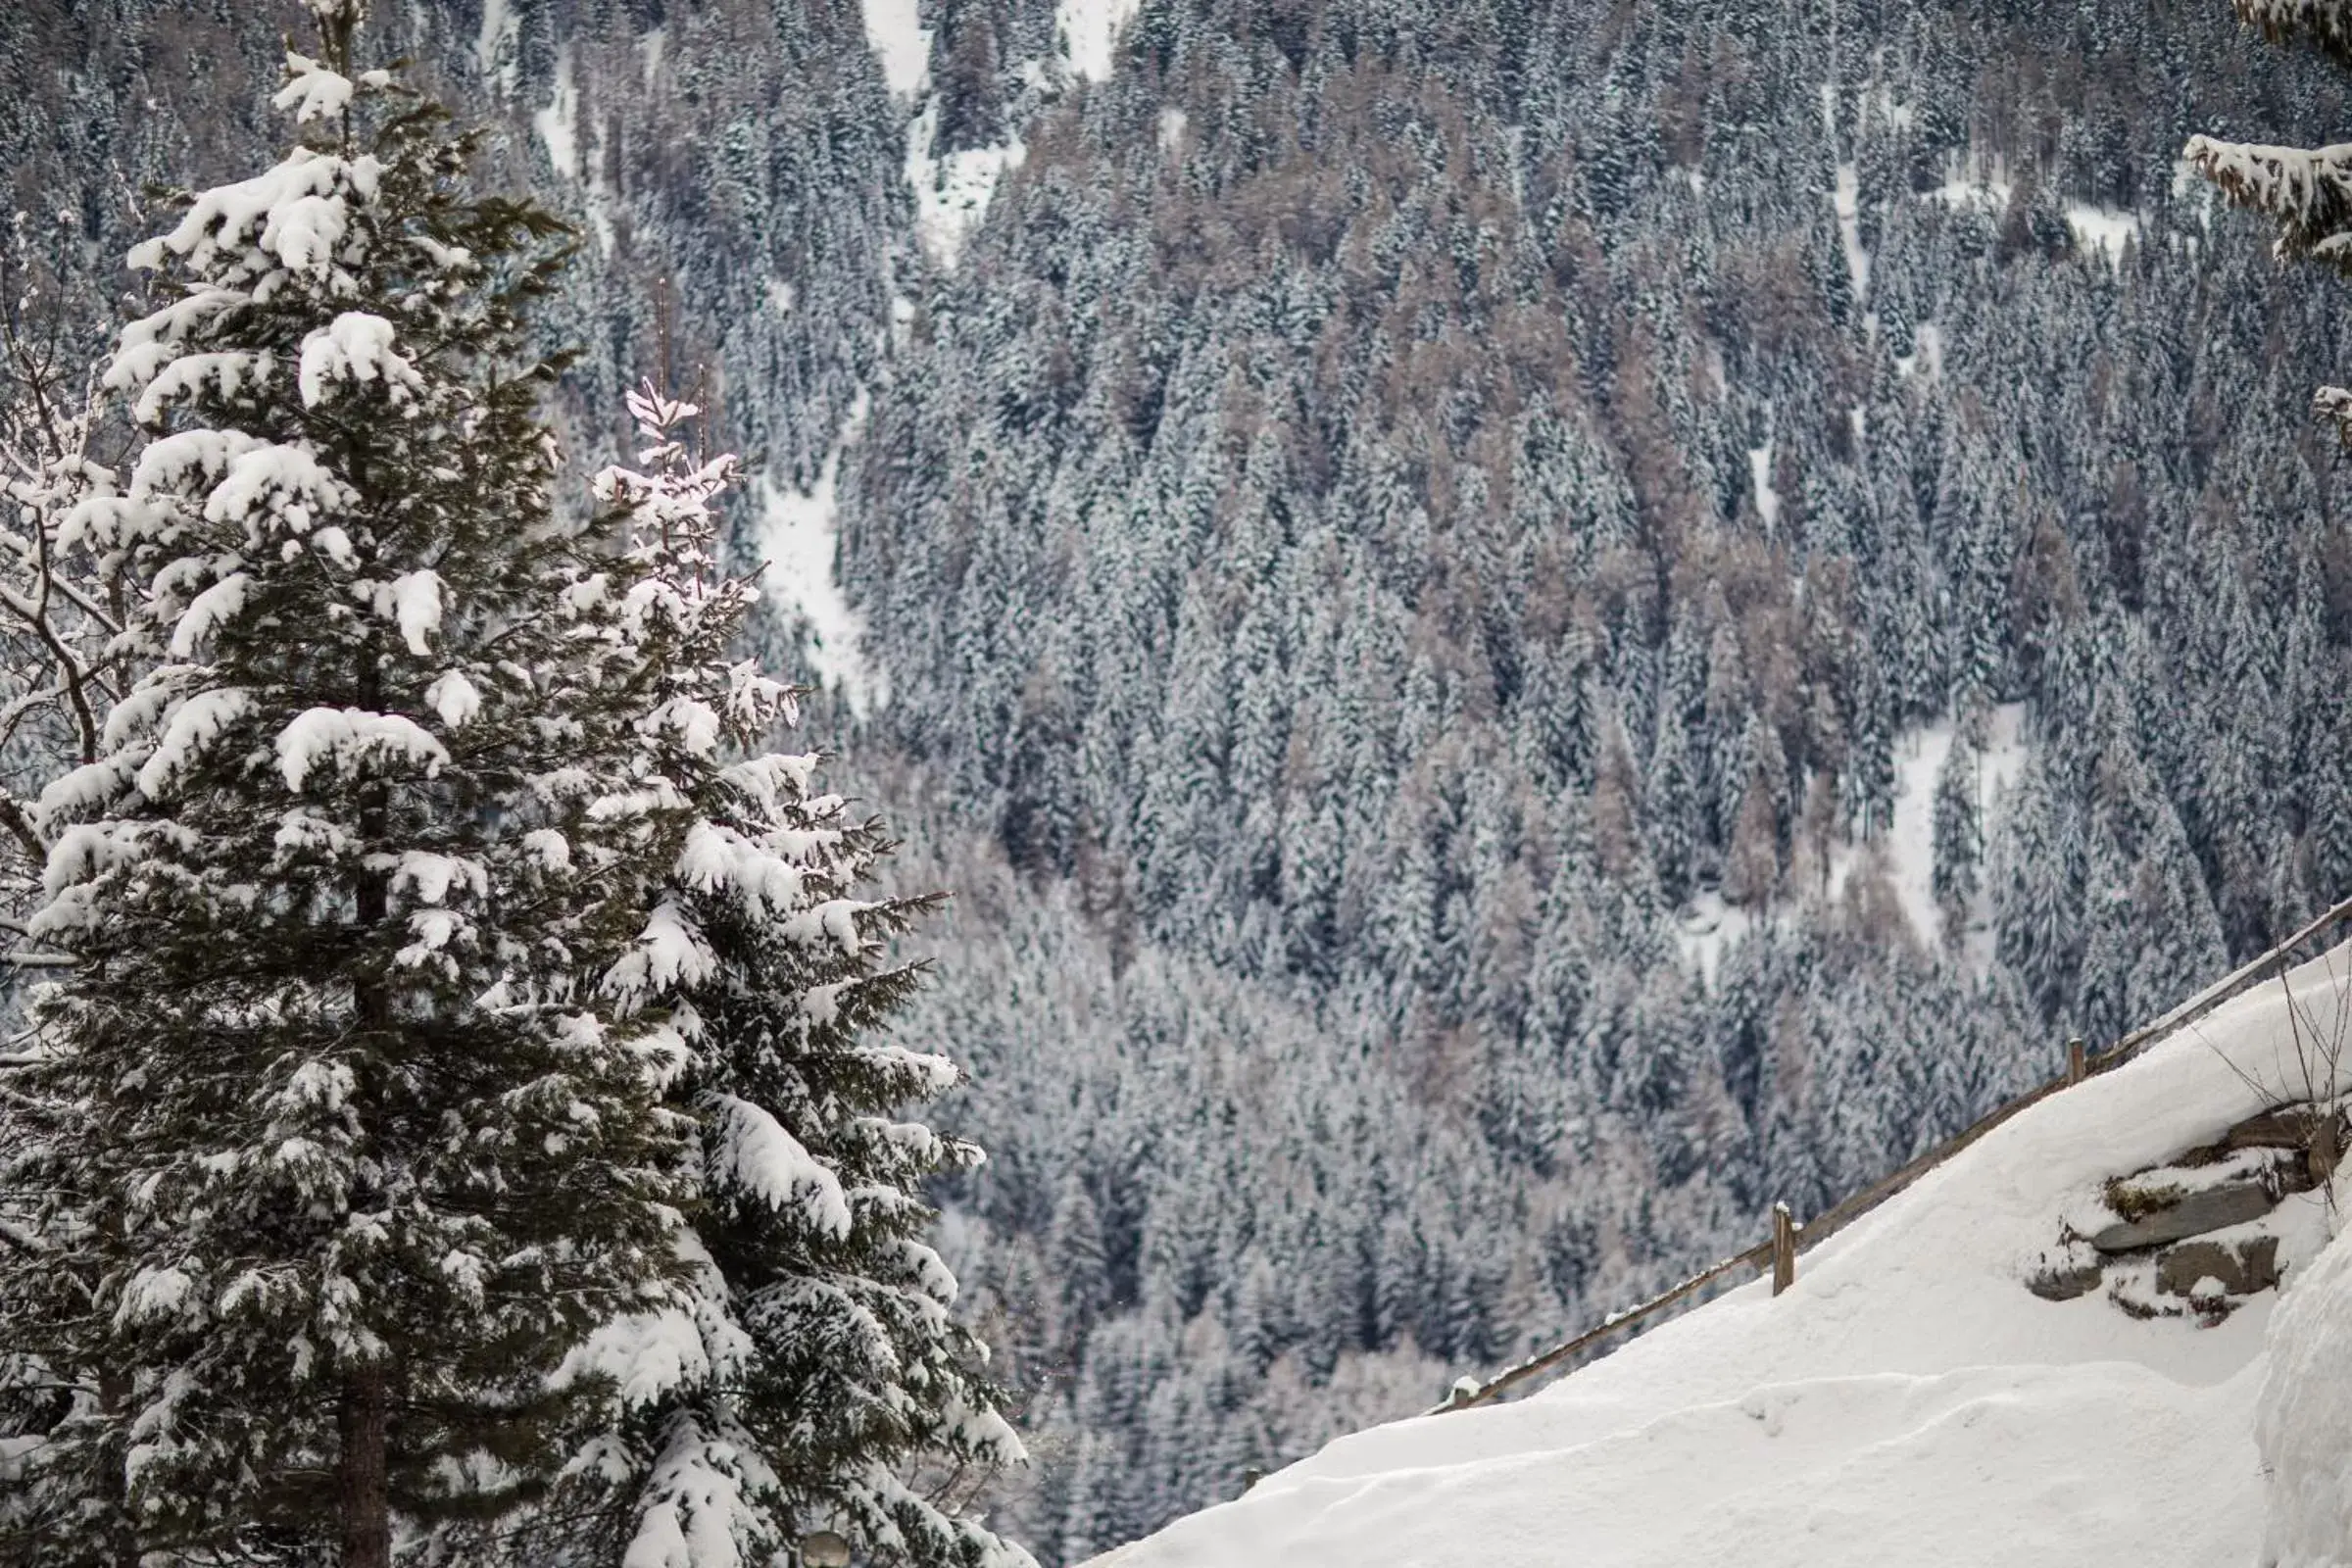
<box><xmin>3</xmin><ymin>8</ymin><xmax>699</xmax><ymax>1562</ymax></box>
<box><xmin>1931</xmin><ymin>722</ymin><xmax>1983</xmax><ymax>932</ymax></box>
<box><xmin>542</xmin><ymin>384</ymin><xmax>1030</xmax><ymax>1568</ymax></box>
<box><xmin>2186</xmin><ymin>2</ymin><xmax>2352</xmax><ymax>438</ymax></box>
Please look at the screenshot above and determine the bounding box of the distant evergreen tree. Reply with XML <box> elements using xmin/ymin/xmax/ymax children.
<box><xmin>1932</xmin><ymin>722</ymin><xmax>1983</xmax><ymax>932</ymax></box>
<box><xmin>1991</xmin><ymin>753</ymin><xmax>2081</xmax><ymax>1021</ymax></box>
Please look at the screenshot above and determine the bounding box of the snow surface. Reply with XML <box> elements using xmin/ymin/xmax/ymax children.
<box><xmin>1058</xmin><ymin>0</ymin><xmax>1143</xmax><ymax>83</ymax></box>
<box><xmin>860</xmin><ymin>0</ymin><xmax>932</xmax><ymax>99</ymax></box>
<box><xmin>1828</xmin><ymin>704</ymin><xmax>2028</xmax><ymax>957</ymax></box>
<box><xmin>756</xmin><ymin>392</ymin><xmax>883</xmax><ymax>715</ymax></box>
<box><xmin>2065</xmin><ymin>204</ymin><xmax>2141</xmax><ymax>270</ymax></box>
<box><xmin>1089</xmin><ymin>942</ymin><xmax>2352</xmax><ymax>1568</ymax></box>
<box><xmin>2260</xmin><ymin>1218</ymin><xmax>2352</xmax><ymax>1564</ymax></box>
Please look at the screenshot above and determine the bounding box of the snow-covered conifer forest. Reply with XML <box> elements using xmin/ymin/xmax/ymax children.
<box><xmin>7</xmin><ymin>0</ymin><xmax>2352</xmax><ymax>1562</ymax></box>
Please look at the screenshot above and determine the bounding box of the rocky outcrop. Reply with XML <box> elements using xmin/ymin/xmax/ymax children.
<box><xmin>2029</xmin><ymin>1100</ymin><xmax>2340</xmax><ymax>1321</ymax></box>
<box><xmin>2089</xmin><ymin>1182</ymin><xmax>2278</xmax><ymax>1252</ymax></box>
<box><xmin>2155</xmin><ymin>1237</ymin><xmax>2281</xmax><ymax>1298</ymax></box>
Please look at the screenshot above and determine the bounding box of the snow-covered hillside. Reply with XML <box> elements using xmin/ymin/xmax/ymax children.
<box><xmin>1088</xmin><ymin>946</ymin><xmax>2352</xmax><ymax>1568</ymax></box>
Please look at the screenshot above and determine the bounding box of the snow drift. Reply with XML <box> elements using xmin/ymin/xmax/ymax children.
<box><xmin>1087</xmin><ymin>944</ymin><xmax>2352</xmax><ymax>1568</ymax></box>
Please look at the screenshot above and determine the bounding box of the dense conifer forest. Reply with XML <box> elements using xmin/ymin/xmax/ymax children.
<box><xmin>9</xmin><ymin>1</ymin><xmax>2352</xmax><ymax>1560</ymax></box>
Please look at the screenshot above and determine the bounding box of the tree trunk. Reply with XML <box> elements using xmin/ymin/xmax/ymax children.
<box><xmin>98</xmin><ymin>1366</ymin><xmax>140</xmax><ymax>1568</ymax></box>
<box><xmin>338</xmin><ymin>1364</ymin><xmax>390</xmax><ymax>1568</ymax></box>
<box><xmin>344</xmin><ymin>663</ymin><xmax>393</xmax><ymax>1568</ymax></box>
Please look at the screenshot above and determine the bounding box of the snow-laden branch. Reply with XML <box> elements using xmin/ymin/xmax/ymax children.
<box><xmin>2182</xmin><ymin>135</ymin><xmax>2352</xmax><ymax>267</ymax></box>
<box><xmin>0</xmin><ymin>244</ymin><xmax>138</xmax><ymax>941</ymax></box>
<box><xmin>2235</xmin><ymin>0</ymin><xmax>2352</xmax><ymax>67</ymax></box>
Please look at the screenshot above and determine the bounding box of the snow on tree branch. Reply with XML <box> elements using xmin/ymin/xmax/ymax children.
<box><xmin>2182</xmin><ymin>136</ymin><xmax>2352</xmax><ymax>267</ymax></box>
<box><xmin>2234</xmin><ymin>0</ymin><xmax>2352</xmax><ymax>66</ymax></box>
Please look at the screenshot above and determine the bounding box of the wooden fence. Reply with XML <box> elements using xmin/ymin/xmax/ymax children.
<box><xmin>1425</xmin><ymin>890</ymin><xmax>2352</xmax><ymax>1417</ymax></box>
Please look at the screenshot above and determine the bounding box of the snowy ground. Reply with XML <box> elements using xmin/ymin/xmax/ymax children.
<box><xmin>757</xmin><ymin>392</ymin><xmax>884</xmax><ymax>715</ymax></box>
<box><xmin>1680</xmin><ymin>705</ymin><xmax>2029</xmax><ymax>984</ymax></box>
<box><xmin>1087</xmin><ymin>943</ymin><xmax>2352</xmax><ymax>1568</ymax></box>
<box><xmin>1829</xmin><ymin>704</ymin><xmax>2030</xmax><ymax>957</ymax></box>
<box><xmin>859</xmin><ymin>0</ymin><xmax>1143</xmax><ymax>270</ymax></box>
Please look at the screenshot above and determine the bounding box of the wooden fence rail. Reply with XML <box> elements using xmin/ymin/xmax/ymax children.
<box><xmin>1426</xmin><ymin>889</ymin><xmax>2352</xmax><ymax>1417</ymax></box>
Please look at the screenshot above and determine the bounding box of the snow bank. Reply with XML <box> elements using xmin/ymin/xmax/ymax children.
<box><xmin>2258</xmin><ymin>1218</ymin><xmax>2352</xmax><ymax>1566</ymax></box>
<box><xmin>1089</xmin><ymin>942</ymin><xmax>2352</xmax><ymax>1568</ymax></box>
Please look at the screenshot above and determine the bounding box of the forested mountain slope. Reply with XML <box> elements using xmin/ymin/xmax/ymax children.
<box><xmin>10</xmin><ymin>2</ymin><xmax>2352</xmax><ymax>1562</ymax></box>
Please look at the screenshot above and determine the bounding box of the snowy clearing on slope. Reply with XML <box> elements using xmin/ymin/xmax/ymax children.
<box><xmin>1832</xmin><ymin>163</ymin><xmax>1870</xmax><ymax>304</ymax></box>
<box><xmin>1680</xmin><ymin>705</ymin><xmax>2027</xmax><ymax>984</ymax></box>
<box><xmin>475</xmin><ymin>0</ymin><xmax>518</xmax><ymax>96</ymax></box>
<box><xmin>1828</xmin><ymin>703</ymin><xmax>2029</xmax><ymax>956</ymax></box>
<box><xmin>1746</xmin><ymin>440</ymin><xmax>1781</xmax><ymax>529</ymax></box>
<box><xmin>903</xmin><ymin>98</ymin><xmax>1027</xmax><ymax>271</ymax></box>
<box><xmin>1676</xmin><ymin>891</ymin><xmax>1755</xmax><ymax>989</ymax></box>
<box><xmin>1088</xmin><ymin>941</ymin><xmax>2352</xmax><ymax>1568</ymax></box>
<box><xmin>532</xmin><ymin>48</ymin><xmax>579</xmax><ymax>178</ymax></box>
<box><xmin>531</xmin><ymin>49</ymin><xmax>614</xmax><ymax>255</ymax></box>
<box><xmin>1926</xmin><ymin>164</ymin><xmax>2142</xmax><ymax>271</ymax></box>
<box><xmin>876</xmin><ymin>0</ymin><xmax>1142</xmax><ymax>271</ymax></box>
<box><xmin>2066</xmin><ymin>205</ymin><xmax>2141</xmax><ymax>270</ymax></box>
<box><xmin>1059</xmin><ymin>0</ymin><xmax>1144</xmax><ymax>82</ymax></box>
<box><xmin>757</xmin><ymin>391</ymin><xmax>883</xmax><ymax>715</ymax></box>
<box><xmin>860</xmin><ymin>0</ymin><xmax>931</xmax><ymax>99</ymax></box>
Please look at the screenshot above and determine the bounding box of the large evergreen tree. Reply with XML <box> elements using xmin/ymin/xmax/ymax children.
<box><xmin>2</xmin><ymin>8</ymin><xmax>699</xmax><ymax>1561</ymax></box>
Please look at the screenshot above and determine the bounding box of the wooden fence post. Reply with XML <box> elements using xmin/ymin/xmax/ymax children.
<box><xmin>2066</xmin><ymin>1036</ymin><xmax>2086</xmax><ymax>1087</ymax></box>
<box><xmin>1771</xmin><ymin>1202</ymin><xmax>1796</xmax><ymax>1296</ymax></box>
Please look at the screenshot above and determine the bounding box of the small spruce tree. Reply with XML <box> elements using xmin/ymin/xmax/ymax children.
<box><xmin>541</xmin><ymin>384</ymin><xmax>1032</xmax><ymax>1568</ymax></box>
